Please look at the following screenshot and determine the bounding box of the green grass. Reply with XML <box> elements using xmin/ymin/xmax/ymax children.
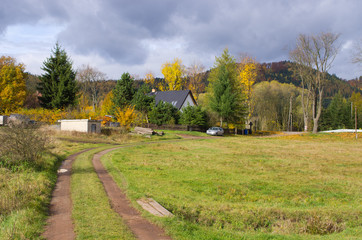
<box><xmin>102</xmin><ymin>133</ymin><xmax>362</xmax><ymax>239</ymax></box>
<box><xmin>71</xmin><ymin>146</ymin><xmax>135</xmax><ymax>240</ymax></box>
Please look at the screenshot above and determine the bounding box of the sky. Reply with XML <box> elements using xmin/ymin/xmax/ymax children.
<box><xmin>1</xmin><ymin>0</ymin><xmax>361</xmax><ymax>80</ymax></box>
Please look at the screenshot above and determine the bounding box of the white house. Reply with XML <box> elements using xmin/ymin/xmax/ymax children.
<box><xmin>149</xmin><ymin>90</ymin><xmax>197</xmax><ymax>111</ymax></box>
<box><xmin>59</xmin><ymin>119</ymin><xmax>101</xmax><ymax>133</ymax></box>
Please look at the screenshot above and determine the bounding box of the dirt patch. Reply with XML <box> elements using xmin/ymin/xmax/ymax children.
<box><xmin>42</xmin><ymin>148</ymin><xmax>95</xmax><ymax>240</ymax></box>
<box><xmin>92</xmin><ymin>147</ymin><xmax>172</xmax><ymax>240</ymax></box>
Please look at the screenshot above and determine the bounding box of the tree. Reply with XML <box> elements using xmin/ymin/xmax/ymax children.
<box><xmin>352</xmin><ymin>39</ymin><xmax>362</xmax><ymax>65</ymax></box>
<box><xmin>132</xmin><ymin>85</ymin><xmax>155</xmax><ymax>126</ymax></box>
<box><xmin>179</xmin><ymin>105</ymin><xmax>207</xmax><ymax>127</ymax></box>
<box><xmin>76</xmin><ymin>64</ymin><xmax>106</xmax><ymax>110</ymax></box>
<box><xmin>209</xmin><ymin>65</ymin><xmax>238</xmax><ymax>127</ymax></box>
<box><xmin>144</xmin><ymin>71</ymin><xmax>156</xmax><ymax>89</ymax></box>
<box><xmin>238</xmin><ymin>55</ymin><xmax>258</xmax><ymax>120</ymax></box>
<box><xmin>100</xmin><ymin>91</ymin><xmax>114</xmax><ymax>116</ymax></box>
<box><xmin>319</xmin><ymin>93</ymin><xmax>352</xmax><ymax>130</ymax></box>
<box><xmin>112</xmin><ymin>72</ymin><xmax>135</xmax><ymax>113</ymax></box>
<box><xmin>38</xmin><ymin>43</ymin><xmax>78</xmax><ymax>109</ymax></box>
<box><xmin>0</xmin><ymin>56</ymin><xmax>26</xmax><ymax>114</ymax></box>
<box><xmin>251</xmin><ymin>81</ymin><xmax>303</xmax><ymax>131</ymax></box>
<box><xmin>149</xmin><ymin>101</ymin><xmax>180</xmax><ymax>126</ymax></box>
<box><xmin>186</xmin><ymin>61</ymin><xmax>205</xmax><ymax>100</ymax></box>
<box><xmin>159</xmin><ymin>58</ymin><xmax>186</xmax><ymax>91</ymax></box>
<box><xmin>114</xmin><ymin>106</ymin><xmax>137</xmax><ymax>132</ymax></box>
<box><xmin>290</xmin><ymin>32</ymin><xmax>339</xmax><ymax>133</ymax></box>
<box><xmin>208</xmin><ymin>48</ymin><xmax>246</xmax><ymax>127</ymax></box>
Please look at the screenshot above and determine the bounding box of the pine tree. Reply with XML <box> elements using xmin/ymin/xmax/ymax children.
<box><xmin>208</xmin><ymin>48</ymin><xmax>246</xmax><ymax>127</ymax></box>
<box><xmin>210</xmin><ymin>65</ymin><xmax>238</xmax><ymax>126</ymax></box>
<box><xmin>38</xmin><ymin>43</ymin><xmax>78</xmax><ymax>109</ymax></box>
<box><xmin>112</xmin><ymin>72</ymin><xmax>135</xmax><ymax>114</ymax></box>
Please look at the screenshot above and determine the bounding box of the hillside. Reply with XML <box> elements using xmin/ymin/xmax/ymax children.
<box><xmin>256</xmin><ymin>61</ymin><xmax>361</xmax><ymax>98</ymax></box>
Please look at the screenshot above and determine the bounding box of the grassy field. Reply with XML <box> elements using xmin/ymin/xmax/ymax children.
<box><xmin>102</xmin><ymin>133</ymin><xmax>362</xmax><ymax>239</ymax></box>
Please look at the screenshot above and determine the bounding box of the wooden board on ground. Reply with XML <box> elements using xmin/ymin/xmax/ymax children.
<box><xmin>137</xmin><ymin>198</ymin><xmax>173</xmax><ymax>217</ymax></box>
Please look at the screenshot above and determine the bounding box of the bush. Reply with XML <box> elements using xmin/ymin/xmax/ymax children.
<box><xmin>0</xmin><ymin>122</ymin><xmax>48</xmax><ymax>169</ymax></box>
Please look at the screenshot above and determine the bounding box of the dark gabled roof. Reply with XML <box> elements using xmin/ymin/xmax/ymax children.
<box><xmin>149</xmin><ymin>90</ymin><xmax>196</xmax><ymax>110</ymax></box>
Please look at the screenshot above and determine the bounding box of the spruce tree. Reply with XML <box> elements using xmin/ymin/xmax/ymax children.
<box><xmin>38</xmin><ymin>43</ymin><xmax>78</xmax><ymax>109</ymax></box>
<box><xmin>112</xmin><ymin>72</ymin><xmax>135</xmax><ymax>113</ymax></box>
<box><xmin>208</xmin><ymin>48</ymin><xmax>246</xmax><ymax>127</ymax></box>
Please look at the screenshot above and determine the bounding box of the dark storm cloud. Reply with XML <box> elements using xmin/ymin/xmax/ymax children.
<box><xmin>0</xmin><ymin>0</ymin><xmax>68</xmax><ymax>33</ymax></box>
<box><xmin>1</xmin><ymin>0</ymin><xmax>361</xmax><ymax>77</ymax></box>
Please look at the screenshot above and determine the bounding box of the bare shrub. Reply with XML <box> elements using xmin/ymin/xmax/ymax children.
<box><xmin>0</xmin><ymin>122</ymin><xmax>48</xmax><ymax>169</ymax></box>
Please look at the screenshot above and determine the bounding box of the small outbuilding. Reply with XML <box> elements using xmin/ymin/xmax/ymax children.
<box><xmin>59</xmin><ymin>119</ymin><xmax>101</xmax><ymax>133</ymax></box>
<box><xmin>0</xmin><ymin>115</ymin><xmax>9</xmax><ymax>126</ymax></box>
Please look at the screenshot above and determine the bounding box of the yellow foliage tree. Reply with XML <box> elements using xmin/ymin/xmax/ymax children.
<box><xmin>114</xmin><ymin>106</ymin><xmax>137</xmax><ymax>131</ymax></box>
<box><xmin>144</xmin><ymin>71</ymin><xmax>155</xmax><ymax>89</ymax></box>
<box><xmin>100</xmin><ymin>91</ymin><xmax>114</xmax><ymax>116</ymax></box>
<box><xmin>160</xmin><ymin>58</ymin><xmax>185</xmax><ymax>91</ymax></box>
<box><xmin>186</xmin><ymin>62</ymin><xmax>205</xmax><ymax>100</ymax></box>
<box><xmin>238</xmin><ymin>56</ymin><xmax>258</xmax><ymax>119</ymax></box>
<box><xmin>0</xmin><ymin>56</ymin><xmax>26</xmax><ymax>114</ymax></box>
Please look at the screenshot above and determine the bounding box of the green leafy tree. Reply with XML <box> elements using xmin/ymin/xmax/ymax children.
<box><xmin>132</xmin><ymin>85</ymin><xmax>155</xmax><ymax>125</ymax></box>
<box><xmin>112</xmin><ymin>72</ymin><xmax>135</xmax><ymax>113</ymax></box>
<box><xmin>38</xmin><ymin>43</ymin><xmax>78</xmax><ymax>109</ymax></box>
<box><xmin>180</xmin><ymin>105</ymin><xmax>208</xmax><ymax>127</ymax></box>
<box><xmin>149</xmin><ymin>101</ymin><xmax>179</xmax><ymax>126</ymax></box>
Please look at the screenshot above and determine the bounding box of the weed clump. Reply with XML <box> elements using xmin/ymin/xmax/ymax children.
<box><xmin>0</xmin><ymin>122</ymin><xmax>48</xmax><ymax>169</ymax></box>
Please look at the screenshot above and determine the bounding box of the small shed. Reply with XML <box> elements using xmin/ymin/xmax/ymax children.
<box><xmin>0</xmin><ymin>115</ymin><xmax>9</xmax><ymax>126</ymax></box>
<box><xmin>59</xmin><ymin>119</ymin><xmax>101</xmax><ymax>133</ymax></box>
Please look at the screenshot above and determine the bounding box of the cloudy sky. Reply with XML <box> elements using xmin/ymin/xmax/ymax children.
<box><xmin>1</xmin><ymin>0</ymin><xmax>361</xmax><ymax>80</ymax></box>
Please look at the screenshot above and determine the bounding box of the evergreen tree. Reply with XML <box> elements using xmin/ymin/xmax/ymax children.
<box><xmin>209</xmin><ymin>65</ymin><xmax>238</xmax><ymax>126</ymax></box>
<box><xmin>132</xmin><ymin>85</ymin><xmax>155</xmax><ymax>124</ymax></box>
<box><xmin>112</xmin><ymin>72</ymin><xmax>135</xmax><ymax>113</ymax></box>
<box><xmin>38</xmin><ymin>43</ymin><xmax>78</xmax><ymax>109</ymax></box>
<box><xmin>180</xmin><ymin>105</ymin><xmax>208</xmax><ymax>127</ymax></box>
<box><xmin>320</xmin><ymin>93</ymin><xmax>353</xmax><ymax>130</ymax></box>
<box><xmin>207</xmin><ymin>49</ymin><xmax>246</xmax><ymax>127</ymax></box>
<box><xmin>149</xmin><ymin>101</ymin><xmax>180</xmax><ymax>126</ymax></box>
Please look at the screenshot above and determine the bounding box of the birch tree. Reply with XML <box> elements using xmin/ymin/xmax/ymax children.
<box><xmin>76</xmin><ymin>64</ymin><xmax>106</xmax><ymax>110</ymax></box>
<box><xmin>290</xmin><ymin>32</ymin><xmax>339</xmax><ymax>133</ymax></box>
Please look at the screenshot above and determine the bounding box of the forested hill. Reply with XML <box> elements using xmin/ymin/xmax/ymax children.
<box><xmin>256</xmin><ymin>61</ymin><xmax>361</xmax><ymax>98</ymax></box>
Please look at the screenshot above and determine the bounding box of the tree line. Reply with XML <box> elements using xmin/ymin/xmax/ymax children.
<box><xmin>1</xmin><ymin>33</ymin><xmax>362</xmax><ymax>132</ymax></box>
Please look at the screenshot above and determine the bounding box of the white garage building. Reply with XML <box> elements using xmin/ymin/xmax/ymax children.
<box><xmin>59</xmin><ymin>119</ymin><xmax>101</xmax><ymax>133</ymax></box>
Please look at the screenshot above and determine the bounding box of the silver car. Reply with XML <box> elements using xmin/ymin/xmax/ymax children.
<box><xmin>206</xmin><ymin>127</ymin><xmax>224</xmax><ymax>136</ymax></box>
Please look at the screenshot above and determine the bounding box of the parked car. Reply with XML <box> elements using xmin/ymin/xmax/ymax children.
<box><xmin>206</xmin><ymin>127</ymin><xmax>224</xmax><ymax>136</ymax></box>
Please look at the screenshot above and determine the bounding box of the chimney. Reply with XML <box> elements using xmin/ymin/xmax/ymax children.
<box><xmin>152</xmin><ymin>89</ymin><xmax>156</xmax><ymax>92</ymax></box>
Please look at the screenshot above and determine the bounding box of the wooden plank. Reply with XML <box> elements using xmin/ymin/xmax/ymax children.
<box><xmin>137</xmin><ymin>198</ymin><xmax>173</xmax><ymax>217</ymax></box>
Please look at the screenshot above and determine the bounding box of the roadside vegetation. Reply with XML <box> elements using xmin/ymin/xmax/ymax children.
<box><xmin>0</xmin><ymin>125</ymin><xmax>124</xmax><ymax>239</ymax></box>
<box><xmin>102</xmin><ymin>133</ymin><xmax>362</xmax><ymax>239</ymax></box>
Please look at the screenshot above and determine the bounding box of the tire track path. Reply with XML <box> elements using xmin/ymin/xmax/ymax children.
<box><xmin>92</xmin><ymin>146</ymin><xmax>172</xmax><ymax>240</ymax></box>
<box><xmin>43</xmin><ymin>148</ymin><xmax>95</xmax><ymax>240</ymax></box>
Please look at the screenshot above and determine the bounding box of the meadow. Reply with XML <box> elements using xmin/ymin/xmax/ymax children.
<box><xmin>102</xmin><ymin>133</ymin><xmax>362</xmax><ymax>239</ymax></box>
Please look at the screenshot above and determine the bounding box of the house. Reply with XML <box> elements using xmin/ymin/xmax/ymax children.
<box><xmin>59</xmin><ymin>119</ymin><xmax>101</xmax><ymax>133</ymax></box>
<box><xmin>149</xmin><ymin>90</ymin><xmax>197</xmax><ymax>111</ymax></box>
